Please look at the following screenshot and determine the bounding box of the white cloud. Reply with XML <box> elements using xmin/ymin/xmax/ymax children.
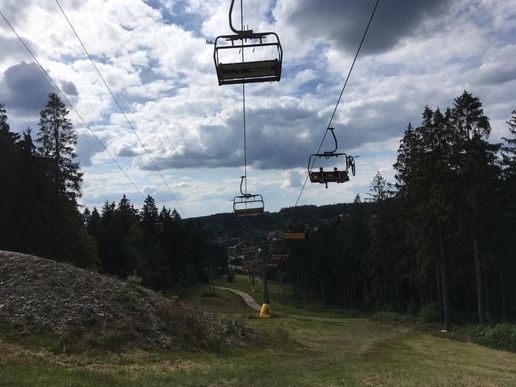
<box><xmin>1</xmin><ymin>0</ymin><xmax>515</xmax><ymax>217</ymax></box>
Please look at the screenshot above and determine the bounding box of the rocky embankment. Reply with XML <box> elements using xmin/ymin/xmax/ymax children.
<box><xmin>0</xmin><ymin>251</ymin><xmax>254</xmax><ymax>350</ymax></box>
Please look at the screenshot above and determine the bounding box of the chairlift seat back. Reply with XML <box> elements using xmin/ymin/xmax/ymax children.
<box><xmin>218</xmin><ymin>59</ymin><xmax>280</xmax><ymax>85</ymax></box>
<box><xmin>234</xmin><ymin>207</ymin><xmax>264</xmax><ymax>217</ymax></box>
<box><xmin>309</xmin><ymin>170</ymin><xmax>349</xmax><ymax>184</ymax></box>
<box><xmin>284</xmin><ymin>232</ymin><xmax>306</xmax><ymax>240</ymax></box>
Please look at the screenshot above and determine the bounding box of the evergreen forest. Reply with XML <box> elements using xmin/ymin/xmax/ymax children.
<box><xmin>0</xmin><ymin>93</ymin><xmax>225</xmax><ymax>292</ymax></box>
<box><xmin>285</xmin><ymin>91</ymin><xmax>516</xmax><ymax>328</ymax></box>
<box><xmin>1</xmin><ymin>91</ymin><xmax>516</xmax><ymax>328</ymax></box>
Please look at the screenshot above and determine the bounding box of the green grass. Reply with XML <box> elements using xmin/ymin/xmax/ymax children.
<box><xmin>215</xmin><ymin>275</ymin><xmax>357</xmax><ymax>319</ymax></box>
<box><xmin>2</xmin><ymin>284</ymin><xmax>516</xmax><ymax>386</ymax></box>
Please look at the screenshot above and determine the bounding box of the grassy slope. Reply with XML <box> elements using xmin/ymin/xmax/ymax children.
<box><xmin>216</xmin><ymin>275</ymin><xmax>357</xmax><ymax>318</ymax></box>
<box><xmin>1</xmin><ymin>284</ymin><xmax>516</xmax><ymax>386</ymax></box>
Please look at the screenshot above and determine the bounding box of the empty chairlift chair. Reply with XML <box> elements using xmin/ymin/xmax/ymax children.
<box><xmin>284</xmin><ymin>224</ymin><xmax>307</xmax><ymax>240</ymax></box>
<box><xmin>213</xmin><ymin>0</ymin><xmax>283</xmax><ymax>85</ymax></box>
<box><xmin>233</xmin><ymin>176</ymin><xmax>265</xmax><ymax>217</ymax></box>
<box><xmin>308</xmin><ymin>128</ymin><xmax>356</xmax><ymax>188</ymax></box>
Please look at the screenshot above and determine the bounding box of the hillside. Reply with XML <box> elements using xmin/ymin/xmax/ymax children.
<box><xmin>0</xmin><ymin>251</ymin><xmax>254</xmax><ymax>350</ymax></box>
<box><xmin>193</xmin><ymin>202</ymin><xmax>373</xmax><ymax>241</ymax></box>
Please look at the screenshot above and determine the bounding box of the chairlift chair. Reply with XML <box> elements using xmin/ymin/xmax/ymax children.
<box><xmin>240</xmin><ymin>243</ymin><xmax>258</xmax><ymax>255</ymax></box>
<box><xmin>308</xmin><ymin>128</ymin><xmax>356</xmax><ymax>188</ymax></box>
<box><xmin>213</xmin><ymin>0</ymin><xmax>283</xmax><ymax>86</ymax></box>
<box><xmin>284</xmin><ymin>224</ymin><xmax>306</xmax><ymax>240</ymax></box>
<box><xmin>233</xmin><ymin>176</ymin><xmax>265</xmax><ymax>217</ymax></box>
<box><xmin>284</xmin><ymin>232</ymin><xmax>306</xmax><ymax>240</ymax></box>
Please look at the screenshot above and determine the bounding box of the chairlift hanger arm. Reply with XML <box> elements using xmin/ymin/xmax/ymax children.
<box><xmin>239</xmin><ymin>175</ymin><xmax>249</xmax><ymax>197</ymax></box>
<box><xmin>229</xmin><ymin>0</ymin><xmax>253</xmax><ymax>35</ymax></box>
<box><xmin>327</xmin><ymin>127</ymin><xmax>338</xmax><ymax>154</ymax></box>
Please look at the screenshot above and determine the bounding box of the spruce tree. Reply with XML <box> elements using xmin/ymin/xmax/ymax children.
<box><xmin>452</xmin><ymin>91</ymin><xmax>500</xmax><ymax>324</ymax></box>
<box><xmin>0</xmin><ymin>104</ymin><xmax>18</xmax><ymax>249</ymax></box>
<box><xmin>37</xmin><ymin>92</ymin><xmax>82</xmax><ymax>200</ymax></box>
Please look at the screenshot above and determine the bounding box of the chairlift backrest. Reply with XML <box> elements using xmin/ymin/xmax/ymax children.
<box><xmin>284</xmin><ymin>232</ymin><xmax>306</xmax><ymax>240</ymax></box>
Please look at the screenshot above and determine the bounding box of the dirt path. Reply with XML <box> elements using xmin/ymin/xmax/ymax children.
<box><xmin>216</xmin><ymin>286</ymin><xmax>364</xmax><ymax>322</ymax></box>
<box><xmin>215</xmin><ymin>286</ymin><xmax>261</xmax><ymax>311</ymax></box>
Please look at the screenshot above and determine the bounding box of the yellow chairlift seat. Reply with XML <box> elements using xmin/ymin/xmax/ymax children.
<box><xmin>233</xmin><ymin>176</ymin><xmax>265</xmax><ymax>217</ymax></box>
<box><xmin>283</xmin><ymin>232</ymin><xmax>306</xmax><ymax>240</ymax></box>
<box><xmin>240</xmin><ymin>245</ymin><xmax>258</xmax><ymax>255</ymax></box>
<box><xmin>233</xmin><ymin>193</ymin><xmax>264</xmax><ymax>217</ymax></box>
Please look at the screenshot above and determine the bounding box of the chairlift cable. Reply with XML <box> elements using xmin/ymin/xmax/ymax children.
<box><xmin>241</xmin><ymin>0</ymin><xmax>247</xmax><ymax>195</ymax></box>
<box><xmin>286</xmin><ymin>0</ymin><xmax>381</xmax><ymax>226</ymax></box>
<box><xmin>0</xmin><ymin>9</ymin><xmax>146</xmax><ymax>202</ymax></box>
<box><xmin>54</xmin><ymin>0</ymin><xmax>186</xmax><ymax>218</ymax></box>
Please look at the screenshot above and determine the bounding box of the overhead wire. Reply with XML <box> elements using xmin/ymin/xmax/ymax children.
<box><xmin>240</xmin><ymin>0</ymin><xmax>275</xmax><ymax>201</ymax></box>
<box><xmin>0</xmin><ymin>9</ymin><xmax>147</xmax><ymax>202</ymax></box>
<box><xmin>54</xmin><ymin>0</ymin><xmax>186</xmax><ymax>218</ymax></box>
<box><xmin>286</xmin><ymin>0</ymin><xmax>381</xmax><ymax>226</ymax></box>
<box><xmin>240</xmin><ymin>0</ymin><xmax>248</xmax><ymax>196</ymax></box>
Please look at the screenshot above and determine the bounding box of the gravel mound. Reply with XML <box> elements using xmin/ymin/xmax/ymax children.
<box><xmin>0</xmin><ymin>251</ymin><xmax>255</xmax><ymax>350</ymax></box>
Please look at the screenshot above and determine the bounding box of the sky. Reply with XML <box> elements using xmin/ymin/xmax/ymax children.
<box><xmin>1</xmin><ymin>0</ymin><xmax>515</xmax><ymax>218</ymax></box>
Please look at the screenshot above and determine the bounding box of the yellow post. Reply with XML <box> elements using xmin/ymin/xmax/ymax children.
<box><xmin>259</xmin><ymin>303</ymin><xmax>271</xmax><ymax>318</ymax></box>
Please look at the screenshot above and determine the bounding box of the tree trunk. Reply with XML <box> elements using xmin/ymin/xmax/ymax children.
<box><xmin>320</xmin><ymin>278</ymin><xmax>326</xmax><ymax>306</ymax></box>
<box><xmin>472</xmin><ymin>229</ymin><xmax>484</xmax><ymax>324</ymax></box>
<box><xmin>363</xmin><ymin>278</ymin><xmax>369</xmax><ymax>312</ymax></box>
<box><xmin>436</xmin><ymin>262</ymin><xmax>443</xmax><ymax>320</ymax></box>
<box><xmin>499</xmin><ymin>268</ymin><xmax>507</xmax><ymax>322</ymax></box>
<box><xmin>438</xmin><ymin>230</ymin><xmax>451</xmax><ymax>331</ymax></box>
<box><xmin>484</xmin><ymin>273</ymin><xmax>490</xmax><ymax>321</ymax></box>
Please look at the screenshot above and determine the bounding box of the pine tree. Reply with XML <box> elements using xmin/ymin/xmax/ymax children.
<box><xmin>37</xmin><ymin>92</ymin><xmax>82</xmax><ymax>200</ymax></box>
<box><xmin>36</xmin><ymin>93</ymin><xmax>85</xmax><ymax>259</ymax></box>
<box><xmin>502</xmin><ymin>110</ymin><xmax>516</xmax><ymax>177</ymax></box>
<box><xmin>0</xmin><ymin>104</ymin><xmax>19</xmax><ymax>249</ymax></box>
<box><xmin>394</xmin><ymin>106</ymin><xmax>455</xmax><ymax>329</ymax></box>
<box><xmin>452</xmin><ymin>91</ymin><xmax>500</xmax><ymax>324</ymax></box>
<box><xmin>142</xmin><ymin>195</ymin><xmax>159</xmax><ymax>226</ymax></box>
<box><xmin>499</xmin><ymin>110</ymin><xmax>516</xmax><ymax>320</ymax></box>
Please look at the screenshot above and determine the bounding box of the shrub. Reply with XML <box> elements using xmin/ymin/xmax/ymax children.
<box><xmin>464</xmin><ymin>323</ymin><xmax>516</xmax><ymax>353</ymax></box>
<box><xmin>207</xmin><ymin>320</ymin><xmax>230</xmax><ymax>352</ymax></box>
<box><xmin>126</xmin><ymin>271</ymin><xmax>143</xmax><ymax>286</ymax></box>
<box><xmin>226</xmin><ymin>271</ymin><xmax>235</xmax><ymax>283</ymax></box>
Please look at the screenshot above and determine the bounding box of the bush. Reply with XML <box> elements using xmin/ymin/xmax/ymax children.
<box><xmin>463</xmin><ymin>323</ymin><xmax>516</xmax><ymax>353</ymax></box>
<box><xmin>419</xmin><ymin>303</ymin><xmax>440</xmax><ymax>323</ymax></box>
<box><xmin>226</xmin><ymin>271</ymin><xmax>235</xmax><ymax>283</ymax></box>
<box><xmin>207</xmin><ymin>320</ymin><xmax>230</xmax><ymax>352</ymax></box>
<box><xmin>126</xmin><ymin>271</ymin><xmax>143</xmax><ymax>286</ymax></box>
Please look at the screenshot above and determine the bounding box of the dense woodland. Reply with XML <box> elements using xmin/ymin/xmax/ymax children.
<box><xmin>2</xmin><ymin>91</ymin><xmax>516</xmax><ymax>328</ymax></box>
<box><xmin>286</xmin><ymin>91</ymin><xmax>516</xmax><ymax>327</ymax></box>
<box><xmin>0</xmin><ymin>93</ymin><xmax>225</xmax><ymax>291</ymax></box>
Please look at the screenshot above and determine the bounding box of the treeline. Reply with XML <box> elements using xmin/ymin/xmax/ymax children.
<box><xmin>83</xmin><ymin>195</ymin><xmax>226</xmax><ymax>290</ymax></box>
<box><xmin>0</xmin><ymin>93</ymin><xmax>224</xmax><ymax>291</ymax></box>
<box><xmin>286</xmin><ymin>91</ymin><xmax>516</xmax><ymax>327</ymax></box>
